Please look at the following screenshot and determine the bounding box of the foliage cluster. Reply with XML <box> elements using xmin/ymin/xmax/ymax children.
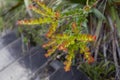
<box><xmin>17</xmin><ymin>0</ymin><xmax>96</xmax><ymax>72</ymax></box>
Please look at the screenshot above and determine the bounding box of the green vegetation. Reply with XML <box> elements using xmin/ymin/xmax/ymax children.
<box><xmin>0</xmin><ymin>0</ymin><xmax>120</xmax><ymax>80</ymax></box>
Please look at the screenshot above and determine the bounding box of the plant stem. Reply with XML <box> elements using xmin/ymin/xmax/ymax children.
<box><xmin>86</xmin><ymin>0</ymin><xmax>89</xmax><ymax>6</ymax></box>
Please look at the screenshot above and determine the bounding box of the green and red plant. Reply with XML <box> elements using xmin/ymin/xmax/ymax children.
<box><xmin>17</xmin><ymin>0</ymin><xmax>96</xmax><ymax>72</ymax></box>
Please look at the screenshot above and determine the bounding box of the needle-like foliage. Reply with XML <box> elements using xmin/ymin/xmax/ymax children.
<box><xmin>18</xmin><ymin>0</ymin><xmax>96</xmax><ymax>71</ymax></box>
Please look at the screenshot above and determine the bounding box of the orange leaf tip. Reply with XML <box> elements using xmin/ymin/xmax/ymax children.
<box><xmin>93</xmin><ymin>35</ymin><xmax>96</xmax><ymax>40</ymax></box>
<box><xmin>16</xmin><ymin>21</ymin><xmax>20</xmax><ymax>25</ymax></box>
<box><xmin>55</xmin><ymin>11</ymin><xmax>60</xmax><ymax>19</ymax></box>
<box><xmin>42</xmin><ymin>44</ymin><xmax>46</xmax><ymax>48</ymax></box>
<box><xmin>44</xmin><ymin>53</ymin><xmax>49</xmax><ymax>58</ymax></box>
<box><xmin>58</xmin><ymin>45</ymin><xmax>64</xmax><ymax>50</ymax></box>
<box><xmin>64</xmin><ymin>66</ymin><xmax>71</xmax><ymax>72</ymax></box>
<box><xmin>88</xmin><ymin>56</ymin><xmax>95</xmax><ymax>64</ymax></box>
<box><xmin>17</xmin><ymin>21</ymin><xmax>23</xmax><ymax>25</ymax></box>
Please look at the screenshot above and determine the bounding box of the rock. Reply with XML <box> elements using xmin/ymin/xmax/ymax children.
<box><xmin>50</xmin><ymin>66</ymin><xmax>89</xmax><ymax>80</ymax></box>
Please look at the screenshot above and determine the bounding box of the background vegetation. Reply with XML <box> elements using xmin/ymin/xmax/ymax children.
<box><xmin>0</xmin><ymin>0</ymin><xmax>120</xmax><ymax>80</ymax></box>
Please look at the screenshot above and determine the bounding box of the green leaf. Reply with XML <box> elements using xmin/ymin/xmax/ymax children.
<box><xmin>92</xmin><ymin>8</ymin><xmax>105</xmax><ymax>20</ymax></box>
